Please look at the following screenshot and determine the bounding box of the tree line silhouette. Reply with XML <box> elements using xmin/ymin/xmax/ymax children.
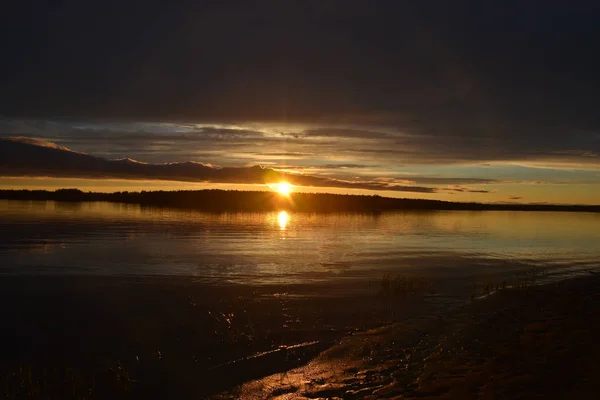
<box><xmin>0</xmin><ymin>189</ymin><xmax>598</xmax><ymax>213</ymax></box>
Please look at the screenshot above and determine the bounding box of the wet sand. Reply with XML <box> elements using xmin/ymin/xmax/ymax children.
<box><xmin>0</xmin><ymin>275</ymin><xmax>434</xmax><ymax>398</ymax></box>
<box><xmin>216</xmin><ymin>274</ymin><xmax>600</xmax><ymax>399</ymax></box>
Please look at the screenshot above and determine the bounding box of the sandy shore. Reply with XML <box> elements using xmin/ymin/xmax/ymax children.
<box><xmin>215</xmin><ymin>274</ymin><xmax>600</xmax><ymax>399</ymax></box>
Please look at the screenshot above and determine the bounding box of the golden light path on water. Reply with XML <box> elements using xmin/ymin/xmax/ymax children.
<box><xmin>1</xmin><ymin>201</ymin><xmax>600</xmax><ymax>283</ymax></box>
<box><xmin>277</xmin><ymin>210</ymin><xmax>289</xmax><ymax>230</ymax></box>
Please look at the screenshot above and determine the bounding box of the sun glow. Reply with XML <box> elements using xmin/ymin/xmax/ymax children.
<box><xmin>275</xmin><ymin>181</ymin><xmax>292</xmax><ymax>196</ymax></box>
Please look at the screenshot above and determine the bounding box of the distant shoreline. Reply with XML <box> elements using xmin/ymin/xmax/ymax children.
<box><xmin>1</xmin><ymin>188</ymin><xmax>598</xmax><ymax>213</ymax></box>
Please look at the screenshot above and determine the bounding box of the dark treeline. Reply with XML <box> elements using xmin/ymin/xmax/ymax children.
<box><xmin>0</xmin><ymin>189</ymin><xmax>599</xmax><ymax>213</ymax></box>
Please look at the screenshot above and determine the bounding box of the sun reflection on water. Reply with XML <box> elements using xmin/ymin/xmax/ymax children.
<box><xmin>277</xmin><ymin>211</ymin><xmax>289</xmax><ymax>230</ymax></box>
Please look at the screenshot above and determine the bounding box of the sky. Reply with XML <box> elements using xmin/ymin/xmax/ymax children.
<box><xmin>0</xmin><ymin>1</ymin><xmax>599</xmax><ymax>204</ymax></box>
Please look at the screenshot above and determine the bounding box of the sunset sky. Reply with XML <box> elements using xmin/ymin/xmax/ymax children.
<box><xmin>1</xmin><ymin>1</ymin><xmax>599</xmax><ymax>204</ymax></box>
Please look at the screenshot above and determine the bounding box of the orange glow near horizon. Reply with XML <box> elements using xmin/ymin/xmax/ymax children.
<box><xmin>1</xmin><ymin>177</ymin><xmax>598</xmax><ymax>205</ymax></box>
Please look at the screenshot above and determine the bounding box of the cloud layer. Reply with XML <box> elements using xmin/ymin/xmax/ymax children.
<box><xmin>2</xmin><ymin>1</ymin><xmax>600</xmax><ymax>130</ymax></box>
<box><xmin>1</xmin><ymin>116</ymin><xmax>599</xmax><ymax>204</ymax></box>
<box><xmin>1</xmin><ymin>119</ymin><xmax>598</xmax><ymax>170</ymax></box>
<box><xmin>0</xmin><ymin>137</ymin><xmax>461</xmax><ymax>194</ymax></box>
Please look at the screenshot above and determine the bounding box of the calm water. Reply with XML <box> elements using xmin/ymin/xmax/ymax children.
<box><xmin>1</xmin><ymin>200</ymin><xmax>599</xmax><ymax>285</ymax></box>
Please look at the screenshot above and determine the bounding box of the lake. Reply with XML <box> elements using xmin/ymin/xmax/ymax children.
<box><xmin>1</xmin><ymin>200</ymin><xmax>599</xmax><ymax>288</ymax></box>
<box><xmin>1</xmin><ymin>199</ymin><xmax>600</xmax><ymax>396</ymax></box>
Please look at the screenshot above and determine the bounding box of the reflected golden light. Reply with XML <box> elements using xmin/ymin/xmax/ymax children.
<box><xmin>277</xmin><ymin>211</ymin><xmax>289</xmax><ymax>230</ymax></box>
<box><xmin>275</xmin><ymin>181</ymin><xmax>292</xmax><ymax>196</ymax></box>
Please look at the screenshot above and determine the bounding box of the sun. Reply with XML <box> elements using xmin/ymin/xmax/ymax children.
<box><xmin>275</xmin><ymin>181</ymin><xmax>292</xmax><ymax>196</ymax></box>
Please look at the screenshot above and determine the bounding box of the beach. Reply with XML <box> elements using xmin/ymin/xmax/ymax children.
<box><xmin>0</xmin><ymin>275</ymin><xmax>433</xmax><ymax>398</ymax></box>
<box><xmin>1</xmin><ymin>273</ymin><xmax>598</xmax><ymax>398</ymax></box>
<box><xmin>216</xmin><ymin>273</ymin><xmax>600</xmax><ymax>399</ymax></box>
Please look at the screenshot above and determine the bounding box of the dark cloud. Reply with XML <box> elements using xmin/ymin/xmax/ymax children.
<box><xmin>400</xmin><ymin>177</ymin><xmax>497</xmax><ymax>185</ymax></box>
<box><xmin>439</xmin><ymin>187</ymin><xmax>493</xmax><ymax>194</ymax></box>
<box><xmin>1</xmin><ymin>0</ymin><xmax>600</xmax><ymax>140</ymax></box>
<box><xmin>259</xmin><ymin>152</ymin><xmax>313</xmax><ymax>158</ymax></box>
<box><xmin>0</xmin><ymin>137</ymin><xmax>444</xmax><ymax>194</ymax></box>
<box><xmin>316</xmin><ymin>164</ymin><xmax>377</xmax><ymax>169</ymax></box>
<box><xmin>509</xmin><ymin>196</ymin><xmax>523</xmax><ymax>200</ymax></box>
<box><xmin>302</xmin><ymin>129</ymin><xmax>391</xmax><ymax>139</ymax></box>
<box><xmin>194</xmin><ymin>127</ymin><xmax>264</xmax><ymax>136</ymax></box>
<box><xmin>1</xmin><ymin>118</ymin><xmax>599</xmax><ymax>170</ymax></box>
<box><xmin>345</xmin><ymin>127</ymin><xmax>600</xmax><ymax>166</ymax></box>
<box><xmin>266</xmin><ymin>164</ymin><xmax>378</xmax><ymax>171</ymax></box>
